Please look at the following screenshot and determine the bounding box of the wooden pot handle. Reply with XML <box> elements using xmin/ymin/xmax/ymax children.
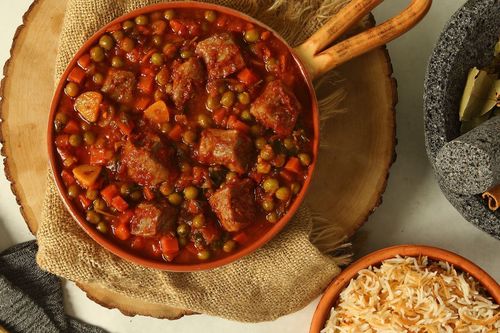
<box><xmin>294</xmin><ymin>0</ymin><xmax>432</xmax><ymax>79</ymax></box>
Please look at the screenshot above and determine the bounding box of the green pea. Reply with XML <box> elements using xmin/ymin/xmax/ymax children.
<box><xmin>182</xmin><ymin>130</ymin><xmax>197</xmax><ymax>144</ymax></box>
<box><xmin>64</xmin><ymin>82</ymin><xmax>79</xmax><ymax>97</ymax></box>
<box><xmin>81</xmin><ymin>132</ymin><xmax>94</xmax><ymax>146</ymax></box>
<box><xmin>178</xmin><ymin>237</ymin><xmax>188</xmax><ymax>247</ymax></box>
<box><xmin>226</xmin><ymin>171</ymin><xmax>237</xmax><ymax>182</ymax></box>
<box><xmin>168</xmin><ymin>192</ymin><xmax>183</xmax><ymax>206</ymax></box>
<box><xmin>197</xmin><ymin>249</ymin><xmax>211</xmax><ymax>260</ymax></box>
<box><xmin>250</xmin><ymin>124</ymin><xmax>263</xmax><ymax>137</ymax></box>
<box><xmin>165</xmin><ymin>83</ymin><xmax>173</xmax><ymax>94</ymax></box>
<box><xmin>122</xmin><ymin>20</ymin><xmax>135</xmax><ymax>31</ymax></box>
<box><xmin>266</xmin><ymin>58</ymin><xmax>278</xmax><ymax>72</ymax></box>
<box><xmin>204</xmin><ymin>10</ymin><xmax>217</xmax><ymax>22</ymax></box>
<box><xmin>291</xmin><ymin>182</ymin><xmax>301</xmax><ymax>195</ymax></box>
<box><xmin>180</xmin><ymin>162</ymin><xmax>192</xmax><ymax>174</ymax></box>
<box><xmin>162</xmin><ymin>43</ymin><xmax>177</xmax><ymax>58</ymax></box>
<box><xmin>111</xmin><ymin>56</ymin><xmax>124</xmax><ymax>68</ymax></box>
<box><xmin>260</xmin><ymin>146</ymin><xmax>275</xmax><ymax>161</ymax></box>
<box><xmin>238</xmin><ymin>92</ymin><xmax>251</xmax><ymax>105</ymax></box>
<box><xmin>240</xmin><ymin>109</ymin><xmax>252</xmax><ymax>121</ymax></box>
<box><xmin>151</xmin><ymin>52</ymin><xmax>164</xmax><ymax>66</ymax></box>
<box><xmin>69</xmin><ymin>134</ymin><xmax>82</xmax><ymax>147</ymax></box>
<box><xmin>283</xmin><ymin>137</ymin><xmax>295</xmax><ymax>150</ymax></box>
<box><xmin>192</xmin><ymin>214</ymin><xmax>205</xmax><ymax>228</ymax></box>
<box><xmin>206</xmin><ymin>95</ymin><xmax>221</xmax><ymax>110</ymax></box>
<box><xmin>254</xmin><ymin>137</ymin><xmax>267</xmax><ymax>150</ymax></box>
<box><xmin>275</xmin><ymin>187</ymin><xmax>291</xmax><ymax>201</ymax></box>
<box><xmin>152</xmin><ymin>35</ymin><xmax>163</xmax><ymax>46</ymax></box>
<box><xmin>120</xmin><ymin>183</ymin><xmax>132</xmax><ymax>196</ymax></box>
<box><xmin>154</xmin><ymin>89</ymin><xmax>164</xmax><ymax>101</ymax></box>
<box><xmin>67</xmin><ymin>184</ymin><xmax>80</xmax><ymax>198</ymax></box>
<box><xmin>93</xmin><ymin>198</ymin><xmax>107</xmax><ymax>211</ymax></box>
<box><xmin>163</xmin><ymin>9</ymin><xmax>175</xmax><ymax>20</ymax></box>
<box><xmin>86</xmin><ymin>210</ymin><xmax>101</xmax><ymax>224</ymax></box>
<box><xmin>112</xmin><ymin>30</ymin><xmax>125</xmax><ymax>42</ymax></box>
<box><xmin>256</xmin><ymin>162</ymin><xmax>271</xmax><ymax>174</ymax></box>
<box><xmin>130</xmin><ymin>190</ymin><xmax>143</xmax><ymax>201</ymax></box>
<box><xmin>183</xmin><ymin>186</ymin><xmax>199</xmax><ymax>200</ymax></box>
<box><xmin>298</xmin><ymin>153</ymin><xmax>312</xmax><ymax>166</ymax></box>
<box><xmin>223</xmin><ymin>240</ymin><xmax>236</xmax><ymax>253</ymax></box>
<box><xmin>180</xmin><ymin>49</ymin><xmax>193</xmax><ymax>59</ymax></box>
<box><xmin>96</xmin><ymin>222</ymin><xmax>108</xmax><ymax>233</ymax></box>
<box><xmin>81</xmin><ymin>122</ymin><xmax>91</xmax><ymax>131</ymax></box>
<box><xmin>93</xmin><ymin>73</ymin><xmax>104</xmax><ymax>85</ymax></box>
<box><xmin>263</xmin><ymin>178</ymin><xmax>279</xmax><ymax>193</ymax></box>
<box><xmin>121</xmin><ymin>37</ymin><xmax>135</xmax><ymax>52</ymax></box>
<box><xmin>90</xmin><ymin>46</ymin><xmax>105</xmax><ymax>62</ymax></box>
<box><xmin>135</xmin><ymin>15</ymin><xmax>148</xmax><ymax>25</ymax></box>
<box><xmin>262</xmin><ymin>198</ymin><xmax>274</xmax><ymax>212</ymax></box>
<box><xmin>55</xmin><ymin>112</ymin><xmax>68</xmax><ymax>126</ymax></box>
<box><xmin>86</xmin><ymin>188</ymin><xmax>99</xmax><ymax>201</ymax></box>
<box><xmin>221</xmin><ymin>91</ymin><xmax>235</xmax><ymax>108</ymax></box>
<box><xmin>234</xmin><ymin>83</ymin><xmax>245</xmax><ymax>93</ymax></box>
<box><xmin>266</xmin><ymin>212</ymin><xmax>278</xmax><ymax>223</ymax></box>
<box><xmin>156</xmin><ymin>69</ymin><xmax>169</xmax><ymax>86</ymax></box>
<box><xmin>99</xmin><ymin>34</ymin><xmax>114</xmax><ymax>50</ymax></box>
<box><xmin>197</xmin><ymin>114</ymin><xmax>212</xmax><ymax>128</ymax></box>
<box><xmin>177</xmin><ymin>223</ymin><xmax>190</xmax><ymax>237</ymax></box>
<box><xmin>244</xmin><ymin>29</ymin><xmax>260</xmax><ymax>43</ymax></box>
<box><xmin>160</xmin><ymin>182</ymin><xmax>173</xmax><ymax>196</ymax></box>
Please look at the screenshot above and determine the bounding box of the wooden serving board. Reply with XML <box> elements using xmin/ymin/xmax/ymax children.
<box><xmin>0</xmin><ymin>0</ymin><xmax>396</xmax><ymax>319</ymax></box>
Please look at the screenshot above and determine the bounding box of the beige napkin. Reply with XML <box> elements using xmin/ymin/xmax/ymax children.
<box><xmin>37</xmin><ymin>0</ymin><xmax>351</xmax><ymax>322</ymax></box>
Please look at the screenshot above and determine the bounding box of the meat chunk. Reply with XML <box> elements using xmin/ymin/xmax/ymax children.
<box><xmin>250</xmin><ymin>80</ymin><xmax>301</xmax><ymax>136</ymax></box>
<box><xmin>209</xmin><ymin>179</ymin><xmax>256</xmax><ymax>232</ymax></box>
<box><xmin>130</xmin><ymin>203</ymin><xmax>178</xmax><ymax>237</ymax></box>
<box><xmin>197</xmin><ymin>129</ymin><xmax>253</xmax><ymax>174</ymax></box>
<box><xmin>101</xmin><ymin>68</ymin><xmax>136</xmax><ymax>104</ymax></box>
<box><xmin>171</xmin><ymin>58</ymin><xmax>204</xmax><ymax>109</ymax></box>
<box><xmin>195</xmin><ymin>33</ymin><xmax>245</xmax><ymax>80</ymax></box>
<box><xmin>120</xmin><ymin>133</ymin><xmax>178</xmax><ymax>187</ymax></box>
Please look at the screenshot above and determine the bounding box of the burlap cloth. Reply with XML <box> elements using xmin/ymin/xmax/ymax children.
<box><xmin>37</xmin><ymin>0</ymin><xmax>353</xmax><ymax>322</ymax></box>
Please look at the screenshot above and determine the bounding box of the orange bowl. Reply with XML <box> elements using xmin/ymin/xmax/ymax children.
<box><xmin>309</xmin><ymin>245</ymin><xmax>500</xmax><ymax>333</ymax></box>
<box><xmin>47</xmin><ymin>2</ymin><xmax>319</xmax><ymax>271</ymax></box>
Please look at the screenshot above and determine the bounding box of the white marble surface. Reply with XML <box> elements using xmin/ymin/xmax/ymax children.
<box><xmin>0</xmin><ymin>0</ymin><xmax>498</xmax><ymax>332</ymax></box>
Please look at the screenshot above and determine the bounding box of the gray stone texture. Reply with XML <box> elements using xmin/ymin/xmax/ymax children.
<box><xmin>436</xmin><ymin>117</ymin><xmax>500</xmax><ymax>195</ymax></box>
<box><xmin>423</xmin><ymin>0</ymin><xmax>500</xmax><ymax>239</ymax></box>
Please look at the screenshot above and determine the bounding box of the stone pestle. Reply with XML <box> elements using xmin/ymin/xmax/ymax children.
<box><xmin>435</xmin><ymin>116</ymin><xmax>500</xmax><ymax>195</ymax></box>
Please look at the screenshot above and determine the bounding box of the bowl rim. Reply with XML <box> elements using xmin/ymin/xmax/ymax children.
<box><xmin>309</xmin><ymin>244</ymin><xmax>500</xmax><ymax>333</ymax></box>
<box><xmin>47</xmin><ymin>1</ymin><xmax>319</xmax><ymax>272</ymax></box>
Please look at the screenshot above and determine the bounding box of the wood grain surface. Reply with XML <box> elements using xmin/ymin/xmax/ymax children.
<box><xmin>0</xmin><ymin>0</ymin><xmax>396</xmax><ymax>319</ymax></box>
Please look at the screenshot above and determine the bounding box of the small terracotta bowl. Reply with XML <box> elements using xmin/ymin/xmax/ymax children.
<box><xmin>309</xmin><ymin>245</ymin><xmax>500</xmax><ymax>333</ymax></box>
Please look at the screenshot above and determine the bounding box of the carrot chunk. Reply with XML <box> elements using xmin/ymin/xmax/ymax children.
<box><xmin>111</xmin><ymin>195</ymin><xmax>129</xmax><ymax>212</ymax></box>
<box><xmin>138</xmin><ymin>75</ymin><xmax>154</xmax><ymax>95</ymax></box>
<box><xmin>237</xmin><ymin>68</ymin><xmax>259</xmax><ymax>86</ymax></box>
<box><xmin>113</xmin><ymin>223</ymin><xmax>130</xmax><ymax>241</ymax></box>
<box><xmin>168</xmin><ymin>124</ymin><xmax>183</xmax><ymax>141</ymax></box>
<box><xmin>101</xmin><ymin>184</ymin><xmax>119</xmax><ymax>205</ymax></box>
<box><xmin>284</xmin><ymin>157</ymin><xmax>302</xmax><ymax>174</ymax></box>
<box><xmin>160</xmin><ymin>235</ymin><xmax>179</xmax><ymax>255</ymax></box>
<box><xmin>77</xmin><ymin>54</ymin><xmax>91</xmax><ymax>70</ymax></box>
<box><xmin>62</xmin><ymin>120</ymin><xmax>80</xmax><ymax>134</ymax></box>
<box><xmin>68</xmin><ymin>67</ymin><xmax>86</xmax><ymax>84</ymax></box>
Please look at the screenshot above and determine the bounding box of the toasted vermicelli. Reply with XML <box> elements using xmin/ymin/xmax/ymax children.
<box><xmin>322</xmin><ymin>256</ymin><xmax>500</xmax><ymax>333</ymax></box>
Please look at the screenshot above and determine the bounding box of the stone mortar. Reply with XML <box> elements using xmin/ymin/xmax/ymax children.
<box><xmin>423</xmin><ymin>0</ymin><xmax>500</xmax><ymax>239</ymax></box>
